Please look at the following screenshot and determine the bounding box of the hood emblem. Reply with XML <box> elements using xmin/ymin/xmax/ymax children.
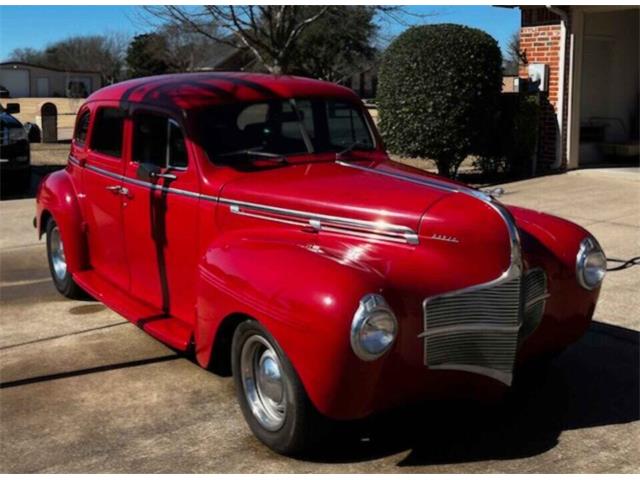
<box><xmin>429</xmin><ymin>233</ymin><xmax>460</xmax><ymax>244</ymax></box>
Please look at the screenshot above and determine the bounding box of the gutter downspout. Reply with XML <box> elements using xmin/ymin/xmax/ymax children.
<box><xmin>546</xmin><ymin>5</ymin><xmax>569</xmax><ymax>169</ymax></box>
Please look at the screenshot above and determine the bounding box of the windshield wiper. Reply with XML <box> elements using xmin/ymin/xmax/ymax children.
<box><xmin>217</xmin><ymin>148</ymin><xmax>287</xmax><ymax>163</ymax></box>
<box><xmin>335</xmin><ymin>141</ymin><xmax>371</xmax><ymax>161</ymax></box>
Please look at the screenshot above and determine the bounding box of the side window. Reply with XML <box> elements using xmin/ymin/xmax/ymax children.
<box><xmin>91</xmin><ymin>108</ymin><xmax>125</xmax><ymax>158</ymax></box>
<box><xmin>168</xmin><ymin>120</ymin><xmax>187</xmax><ymax>168</ymax></box>
<box><xmin>74</xmin><ymin>110</ymin><xmax>90</xmax><ymax>146</ymax></box>
<box><xmin>326</xmin><ymin>101</ymin><xmax>373</xmax><ymax>149</ymax></box>
<box><xmin>133</xmin><ymin>112</ymin><xmax>188</xmax><ymax>169</ymax></box>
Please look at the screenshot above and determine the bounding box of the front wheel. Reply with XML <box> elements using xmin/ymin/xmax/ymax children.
<box><xmin>45</xmin><ymin>217</ymin><xmax>85</xmax><ymax>299</ymax></box>
<box><xmin>231</xmin><ymin>319</ymin><xmax>326</xmax><ymax>455</ymax></box>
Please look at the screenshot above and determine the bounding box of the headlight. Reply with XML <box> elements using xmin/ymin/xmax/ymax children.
<box><xmin>8</xmin><ymin>128</ymin><xmax>27</xmax><ymax>142</ymax></box>
<box><xmin>350</xmin><ymin>294</ymin><xmax>397</xmax><ymax>361</ymax></box>
<box><xmin>576</xmin><ymin>237</ymin><xmax>606</xmax><ymax>290</ymax></box>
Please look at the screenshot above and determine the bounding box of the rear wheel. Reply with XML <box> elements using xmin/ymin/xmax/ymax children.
<box><xmin>231</xmin><ymin>319</ymin><xmax>326</xmax><ymax>455</ymax></box>
<box><xmin>45</xmin><ymin>217</ymin><xmax>84</xmax><ymax>299</ymax></box>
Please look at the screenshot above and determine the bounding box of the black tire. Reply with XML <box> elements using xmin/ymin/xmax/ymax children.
<box><xmin>45</xmin><ymin>217</ymin><xmax>85</xmax><ymax>299</ymax></box>
<box><xmin>231</xmin><ymin>319</ymin><xmax>327</xmax><ymax>455</ymax></box>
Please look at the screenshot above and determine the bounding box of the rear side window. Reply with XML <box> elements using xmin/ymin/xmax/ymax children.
<box><xmin>74</xmin><ymin>110</ymin><xmax>90</xmax><ymax>146</ymax></box>
<box><xmin>133</xmin><ymin>112</ymin><xmax>188</xmax><ymax>169</ymax></box>
<box><xmin>91</xmin><ymin>108</ymin><xmax>125</xmax><ymax>158</ymax></box>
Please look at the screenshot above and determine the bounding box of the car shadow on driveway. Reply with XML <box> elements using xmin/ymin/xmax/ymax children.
<box><xmin>302</xmin><ymin>320</ymin><xmax>639</xmax><ymax>466</ymax></box>
<box><xmin>1</xmin><ymin>165</ymin><xmax>64</xmax><ymax>201</ymax></box>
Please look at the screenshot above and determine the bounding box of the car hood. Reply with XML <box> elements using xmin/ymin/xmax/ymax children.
<box><xmin>217</xmin><ymin>158</ymin><xmax>458</xmax><ymax>232</ymax></box>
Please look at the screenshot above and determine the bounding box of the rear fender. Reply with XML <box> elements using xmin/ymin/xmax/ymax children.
<box><xmin>195</xmin><ymin>229</ymin><xmax>385</xmax><ymax>418</ymax></box>
<box><xmin>36</xmin><ymin>169</ymin><xmax>87</xmax><ymax>272</ymax></box>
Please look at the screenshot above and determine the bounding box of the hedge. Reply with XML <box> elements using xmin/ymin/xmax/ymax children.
<box><xmin>377</xmin><ymin>24</ymin><xmax>503</xmax><ymax>178</ymax></box>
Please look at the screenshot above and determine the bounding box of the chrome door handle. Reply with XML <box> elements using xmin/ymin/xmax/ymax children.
<box><xmin>151</xmin><ymin>172</ymin><xmax>177</xmax><ymax>181</ymax></box>
<box><xmin>105</xmin><ymin>185</ymin><xmax>130</xmax><ymax>198</ymax></box>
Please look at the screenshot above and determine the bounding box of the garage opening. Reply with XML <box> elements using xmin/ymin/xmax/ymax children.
<box><xmin>579</xmin><ymin>9</ymin><xmax>640</xmax><ymax>167</ymax></box>
<box><xmin>0</xmin><ymin>68</ymin><xmax>29</xmax><ymax>98</ymax></box>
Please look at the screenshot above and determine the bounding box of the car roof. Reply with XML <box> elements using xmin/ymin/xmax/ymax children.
<box><xmin>86</xmin><ymin>72</ymin><xmax>358</xmax><ymax>110</ymax></box>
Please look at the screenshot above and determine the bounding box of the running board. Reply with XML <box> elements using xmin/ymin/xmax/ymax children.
<box><xmin>73</xmin><ymin>270</ymin><xmax>193</xmax><ymax>351</ymax></box>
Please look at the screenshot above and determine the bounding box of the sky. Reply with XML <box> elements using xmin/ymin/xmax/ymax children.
<box><xmin>0</xmin><ymin>5</ymin><xmax>520</xmax><ymax>61</ymax></box>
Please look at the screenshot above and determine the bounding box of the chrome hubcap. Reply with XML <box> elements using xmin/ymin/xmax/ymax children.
<box><xmin>240</xmin><ymin>334</ymin><xmax>287</xmax><ymax>431</ymax></box>
<box><xmin>50</xmin><ymin>226</ymin><xmax>67</xmax><ymax>281</ymax></box>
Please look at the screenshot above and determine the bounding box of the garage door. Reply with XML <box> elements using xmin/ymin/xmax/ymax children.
<box><xmin>0</xmin><ymin>69</ymin><xmax>29</xmax><ymax>97</ymax></box>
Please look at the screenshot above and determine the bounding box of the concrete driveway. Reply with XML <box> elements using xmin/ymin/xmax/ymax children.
<box><xmin>1</xmin><ymin>168</ymin><xmax>638</xmax><ymax>473</ymax></box>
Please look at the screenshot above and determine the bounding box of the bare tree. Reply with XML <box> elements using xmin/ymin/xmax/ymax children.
<box><xmin>10</xmin><ymin>34</ymin><xmax>128</xmax><ymax>84</ymax></box>
<box><xmin>506</xmin><ymin>31</ymin><xmax>524</xmax><ymax>65</ymax></box>
<box><xmin>142</xmin><ymin>6</ymin><xmax>434</xmax><ymax>76</ymax></box>
<box><xmin>144</xmin><ymin>6</ymin><xmax>333</xmax><ymax>74</ymax></box>
<box><xmin>159</xmin><ymin>23</ymin><xmax>218</xmax><ymax>72</ymax></box>
<box><xmin>7</xmin><ymin>47</ymin><xmax>46</xmax><ymax>65</ymax></box>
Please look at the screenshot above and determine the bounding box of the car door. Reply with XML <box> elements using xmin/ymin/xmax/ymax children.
<box><xmin>83</xmin><ymin>104</ymin><xmax>129</xmax><ymax>288</ymax></box>
<box><xmin>122</xmin><ymin>108</ymin><xmax>200</xmax><ymax>324</ymax></box>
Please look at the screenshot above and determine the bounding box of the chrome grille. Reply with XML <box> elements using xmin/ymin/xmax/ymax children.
<box><xmin>424</xmin><ymin>275</ymin><xmax>522</xmax><ymax>330</ymax></box>
<box><xmin>520</xmin><ymin>268</ymin><xmax>548</xmax><ymax>341</ymax></box>
<box><xmin>422</xmin><ymin>272</ymin><xmax>522</xmax><ymax>385</ymax></box>
<box><xmin>421</xmin><ymin>268</ymin><xmax>549</xmax><ymax>385</ymax></box>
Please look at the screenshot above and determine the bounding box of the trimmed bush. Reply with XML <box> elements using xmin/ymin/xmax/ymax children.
<box><xmin>377</xmin><ymin>24</ymin><xmax>503</xmax><ymax>177</ymax></box>
<box><xmin>474</xmin><ymin>93</ymin><xmax>540</xmax><ymax>178</ymax></box>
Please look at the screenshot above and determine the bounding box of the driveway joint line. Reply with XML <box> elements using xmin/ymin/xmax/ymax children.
<box><xmin>0</xmin><ymin>321</ymin><xmax>131</xmax><ymax>351</ymax></box>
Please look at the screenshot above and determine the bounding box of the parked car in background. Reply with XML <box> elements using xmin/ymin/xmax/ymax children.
<box><xmin>35</xmin><ymin>73</ymin><xmax>606</xmax><ymax>455</ymax></box>
<box><xmin>1</xmin><ymin>103</ymin><xmax>30</xmax><ymax>188</ymax></box>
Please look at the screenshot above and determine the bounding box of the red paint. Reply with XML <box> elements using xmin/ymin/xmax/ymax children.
<box><xmin>36</xmin><ymin>73</ymin><xmax>601</xmax><ymax>420</ymax></box>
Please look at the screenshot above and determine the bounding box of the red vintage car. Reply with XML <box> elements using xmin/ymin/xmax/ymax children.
<box><xmin>35</xmin><ymin>73</ymin><xmax>606</xmax><ymax>454</ymax></box>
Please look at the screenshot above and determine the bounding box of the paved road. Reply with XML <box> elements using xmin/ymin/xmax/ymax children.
<box><xmin>0</xmin><ymin>169</ymin><xmax>638</xmax><ymax>473</ymax></box>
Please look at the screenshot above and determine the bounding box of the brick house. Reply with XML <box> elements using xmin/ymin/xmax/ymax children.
<box><xmin>517</xmin><ymin>6</ymin><xmax>639</xmax><ymax>170</ymax></box>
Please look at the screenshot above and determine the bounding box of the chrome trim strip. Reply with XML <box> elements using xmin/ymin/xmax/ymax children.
<box><xmin>77</xmin><ymin>160</ymin><xmax>420</xmax><ymax>245</ymax></box>
<box><xmin>222</xmin><ymin>198</ymin><xmax>420</xmax><ymax>245</ymax></box>
<box><xmin>418</xmin><ymin>323</ymin><xmax>521</xmax><ymax>338</ymax></box>
<box><xmin>85</xmin><ymin>163</ymin><xmax>122</xmax><ymax>181</ymax></box>
<box><xmin>336</xmin><ymin>160</ymin><xmax>458</xmax><ymax>193</ymax></box>
<box><xmin>220</xmin><ymin>198</ymin><xmax>415</xmax><ymax>234</ymax></box>
<box><xmin>230</xmin><ymin>214</ymin><xmax>409</xmax><ymax>244</ymax></box>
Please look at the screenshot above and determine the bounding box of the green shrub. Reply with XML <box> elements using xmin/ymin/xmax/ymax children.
<box><xmin>475</xmin><ymin>93</ymin><xmax>540</xmax><ymax>178</ymax></box>
<box><xmin>377</xmin><ymin>24</ymin><xmax>503</xmax><ymax>178</ymax></box>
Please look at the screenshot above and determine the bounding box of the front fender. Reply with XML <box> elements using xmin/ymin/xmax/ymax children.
<box><xmin>36</xmin><ymin>168</ymin><xmax>87</xmax><ymax>272</ymax></box>
<box><xmin>508</xmin><ymin>205</ymin><xmax>601</xmax><ymax>359</ymax></box>
<box><xmin>195</xmin><ymin>228</ymin><xmax>387</xmax><ymax>419</ymax></box>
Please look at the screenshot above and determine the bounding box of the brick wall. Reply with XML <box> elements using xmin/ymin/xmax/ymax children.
<box><xmin>519</xmin><ymin>7</ymin><xmax>571</xmax><ymax>169</ymax></box>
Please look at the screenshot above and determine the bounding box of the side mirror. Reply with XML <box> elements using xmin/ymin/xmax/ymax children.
<box><xmin>136</xmin><ymin>163</ymin><xmax>161</xmax><ymax>182</ymax></box>
<box><xmin>5</xmin><ymin>103</ymin><xmax>20</xmax><ymax>114</ymax></box>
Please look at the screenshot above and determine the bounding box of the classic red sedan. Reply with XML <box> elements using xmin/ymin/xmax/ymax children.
<box><xmin>35</xmin><ymin>73</ymin><xmax>606</xmax><ymax>454</ymax></box>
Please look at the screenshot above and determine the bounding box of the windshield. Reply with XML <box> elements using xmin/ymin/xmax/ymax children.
<box><xmin>195</xmin><ymin>98</ymin><xmax>375</xmax><ymax>162</ymax></box>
